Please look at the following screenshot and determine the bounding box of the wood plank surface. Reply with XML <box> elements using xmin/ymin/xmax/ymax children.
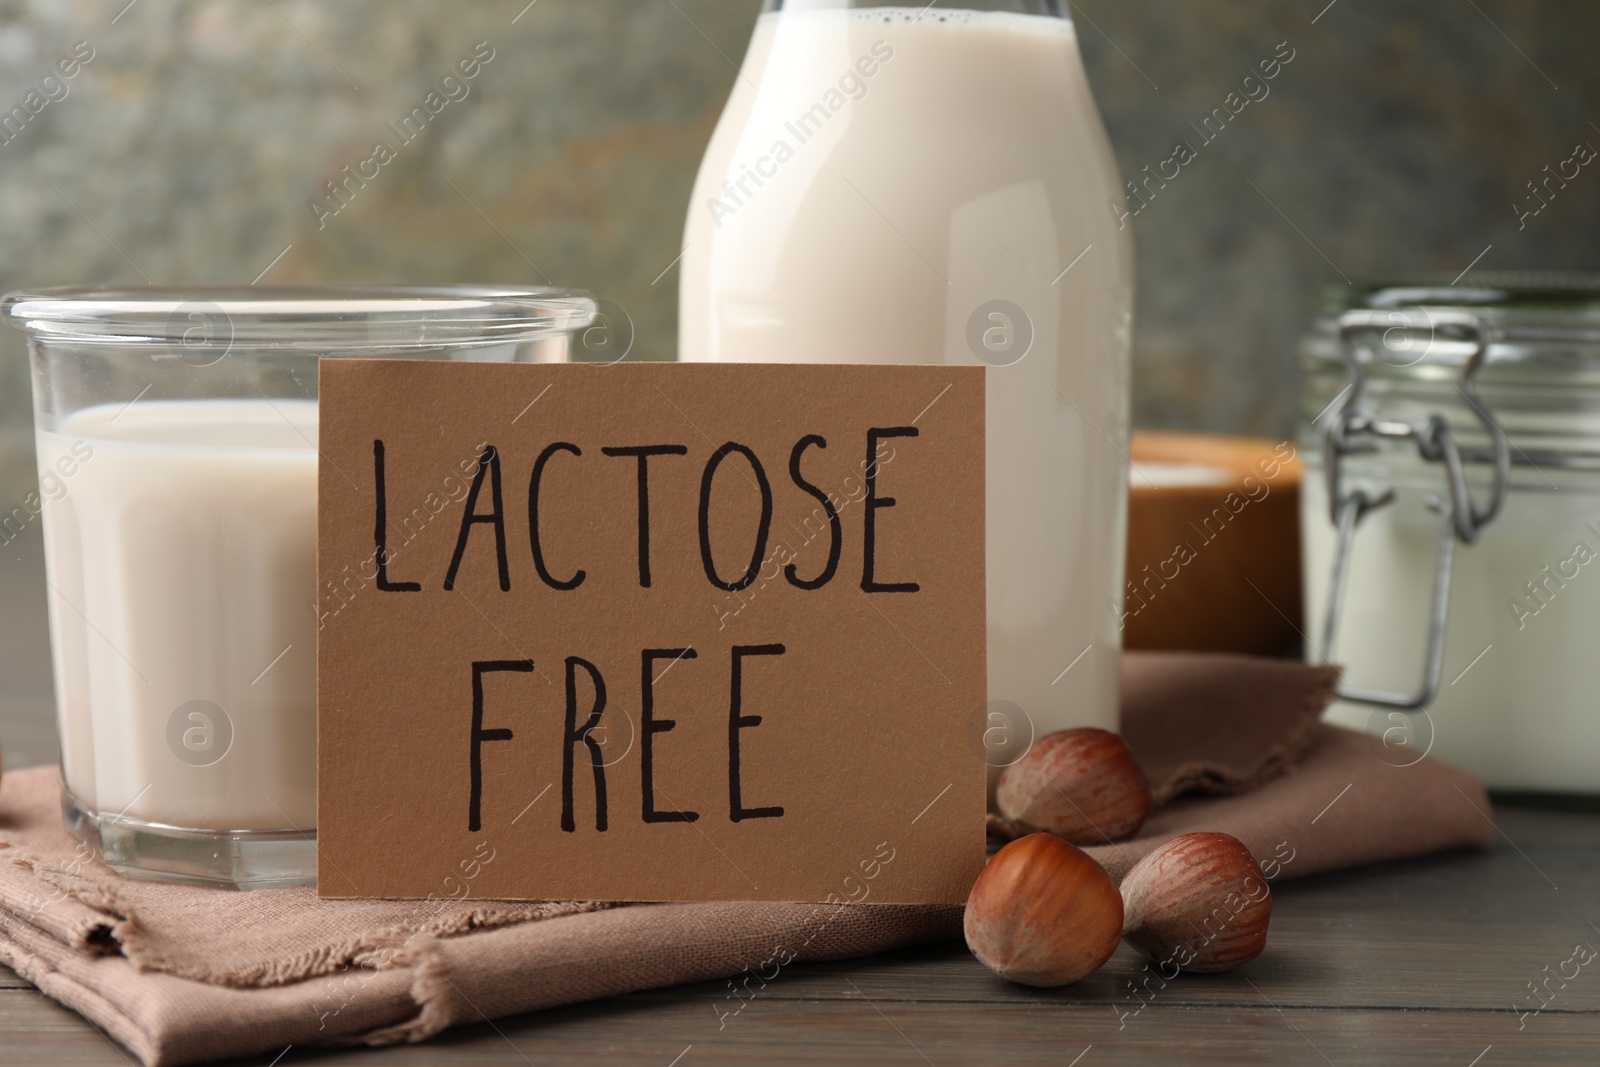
<box><xmin>0</xmin><ymin>985</ymin><xmax>1594</xmax><ymax>1066</ymax></box>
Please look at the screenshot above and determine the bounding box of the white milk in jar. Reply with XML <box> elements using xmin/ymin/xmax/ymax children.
<box><xmin>680</xmin><ymin>3</ymin><xmax>1135</xmax><ymax>769</ymax></box>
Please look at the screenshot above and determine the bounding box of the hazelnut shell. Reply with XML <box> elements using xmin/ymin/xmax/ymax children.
<box><xmin>1120</xmin><ymin>831</ymin><xmax>1273</xmax><ymax>973</ymax></box>
<box><xmin>964</xmin><ymin>832</ymin><xmax>1123</xmax><ymax>987</ymax></box>
<box><xmin>996</xmin><ymin>727</ymin><xmax>1153</xmax><ymax>844</ymax></box>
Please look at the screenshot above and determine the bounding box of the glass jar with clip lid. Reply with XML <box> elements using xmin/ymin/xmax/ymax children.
<box><xmin>1301</xmin><ymin>275</ymin><xmax>1600</xmax><ymax>794</ymax></box>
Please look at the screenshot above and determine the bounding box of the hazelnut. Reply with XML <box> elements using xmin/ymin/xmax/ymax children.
<box><xmin>1120</xmin><ymin>832</ymin><xmax>1273</xmax><ymax>973</ymax></box>
<box><xmin>996</xmin><ymin>727</ymin><xmax>1153</xmax><ymax>844</ymax></box>
<box><xmin>964</xmin><ymin>832</ymin><xmax>1123</xmax><ymax>987</ymax></box>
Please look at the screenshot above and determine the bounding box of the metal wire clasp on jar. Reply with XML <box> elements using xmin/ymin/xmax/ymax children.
<box><xmin>1318</xmin><ymin>308</ymin><xmax>1509</xmax><ymax>709</ymax></box>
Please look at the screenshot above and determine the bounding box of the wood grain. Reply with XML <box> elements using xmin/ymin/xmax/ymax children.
<box><xmin>0</xmin><ymin>986</ymin><xmax>1592</xmax><ymax>1066</ymax></box>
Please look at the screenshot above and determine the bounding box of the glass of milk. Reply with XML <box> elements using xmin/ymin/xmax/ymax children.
<box><xmin>2</xmin><ymin>286</ymin><xmax>595</xmax><ymax>887</ymax></box>
<box><xmin>679</xmin><ymin>1</ymin><xmax>1135</xmax><ymax>778</ymax></box>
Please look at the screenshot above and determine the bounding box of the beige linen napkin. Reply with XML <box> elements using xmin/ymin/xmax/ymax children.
<box><xmin>1089</xmin><ymin>653</ymin><xmax>1495</xmax><ymax>881</ymax></box>
<box><xmin>0</xmin><ymin>652</ymin><xmax>1494</xmax><ymax>1066</ymax></box>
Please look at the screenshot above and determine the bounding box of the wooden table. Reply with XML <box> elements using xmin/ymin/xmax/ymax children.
<box><xmin>3</xmin><ymin>528</ymin><xmax>1597</xmax><ymax>1065</ymax></box>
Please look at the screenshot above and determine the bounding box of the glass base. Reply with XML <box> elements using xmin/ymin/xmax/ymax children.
<box><xmin>63</xmin><ymin>786</ymin><xmax>317</xmax><ymax>890</ymax></box>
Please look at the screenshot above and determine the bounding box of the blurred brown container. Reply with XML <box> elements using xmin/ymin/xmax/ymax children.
<box><xmin>1123</xmin><ymin>431</ymin><xmax>1304</xmax><ymax>656</ymax></box>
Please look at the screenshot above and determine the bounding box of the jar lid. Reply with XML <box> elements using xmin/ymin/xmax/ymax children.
<box><xmin>1305</xmin><ymin>273</ymin><xmax>1600</xmax><ymax>385</ymax></box>
<box><xmin>1323</xmin><ymin>272</ymin><xmax>1600</xmax><ymax>315</ymax></box>
<box><xmin>0</xmin><ymin>285</ymin><xmax>596</xmax><ymax>350</ymax></box>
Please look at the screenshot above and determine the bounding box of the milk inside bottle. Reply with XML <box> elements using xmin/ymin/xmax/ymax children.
<box><xmin>679</xmin><ymin>2</ymin><xmax>1135</xmax><ymax>774</ymax></box>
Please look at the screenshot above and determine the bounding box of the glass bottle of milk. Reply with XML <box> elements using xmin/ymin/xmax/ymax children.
<box><xmin>679</xmin><ymin>1</ymin><xmax>1134</xmax><ymax>772</ymax></box>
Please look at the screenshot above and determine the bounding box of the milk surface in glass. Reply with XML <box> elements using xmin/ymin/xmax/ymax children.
<box><xmin>680</xmin><ymin>6</ymin><xmax>1135</xmax><ymax>766</ymax></box>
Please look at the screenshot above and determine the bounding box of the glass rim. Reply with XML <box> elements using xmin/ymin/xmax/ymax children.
<box><xmin>0</xmin><ymin>284</ymin><xmax>597</xmax><ymax>350</ymax></box>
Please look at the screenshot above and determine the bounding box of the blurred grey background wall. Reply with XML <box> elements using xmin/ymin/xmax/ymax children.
<box><xmin>0</xmin><ymin>0</ymin><xmax>1596</xmax><ymax>502</ymax></box>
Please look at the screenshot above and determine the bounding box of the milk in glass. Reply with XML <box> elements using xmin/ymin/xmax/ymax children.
<box><xmin>40</xmin><ymin>399</ymin><xmax>318</xmax><ymax>831</ymax></box>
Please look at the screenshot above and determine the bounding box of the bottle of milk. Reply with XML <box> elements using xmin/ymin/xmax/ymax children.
<box><xmin>679</xmin><ymin>1</ymin><xmax>1134</xmax><ymax>773</ymax></box>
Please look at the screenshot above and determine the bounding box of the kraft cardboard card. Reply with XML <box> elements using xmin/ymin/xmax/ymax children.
<box><xmin>316</xmin><ymin>359</ymin><xmax>985</xmax><ymax>903</ymax></box>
